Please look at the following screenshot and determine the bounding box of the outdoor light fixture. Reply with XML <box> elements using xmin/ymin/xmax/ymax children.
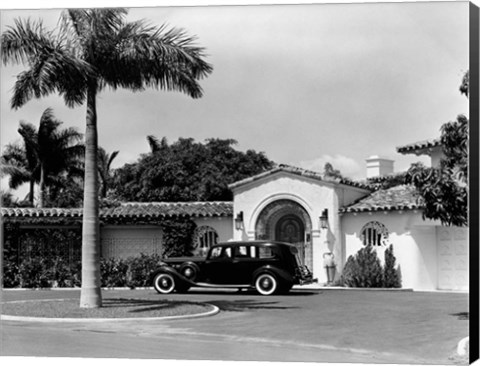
<box><xmin>235</xmin><ymin>211</ymin><xmax>244</xmax><ymax>231</ymax></box>
<box><xmin>320</xmin><ymin>209</ymin><xmax>329</xmax><ymax>229</ymax></box>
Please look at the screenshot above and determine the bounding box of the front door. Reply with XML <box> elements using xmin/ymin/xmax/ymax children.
<box><xmin>275</xmin><ymin>215</ymin><xmax>305</xmax><ymax>264</ymax></box>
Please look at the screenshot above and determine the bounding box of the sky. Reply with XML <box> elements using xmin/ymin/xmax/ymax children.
<box><xmin>0</xmin><ymin>1</ymin><xmax>470</xmax><ymax>199</ymax></box>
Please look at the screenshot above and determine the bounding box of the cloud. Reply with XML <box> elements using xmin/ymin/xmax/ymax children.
<box><xmin>296</xmin><ymin>154</ymin><xmax>365</xmax><ymax>180</ymax></box>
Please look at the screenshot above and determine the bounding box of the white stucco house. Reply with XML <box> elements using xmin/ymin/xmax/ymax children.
<box><xmin>2</xmin><ymin>138</ymin><xmax>468</xmax><ymax>292</ymax></box>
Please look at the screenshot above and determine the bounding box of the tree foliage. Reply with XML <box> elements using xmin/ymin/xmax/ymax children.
<box><xmin>113</xmin><ymin>137</ymin><xmax>274</xmax><ymax>202</ymax></box>
<box><xmin>1</xmin><ymin>108</ymin><xmax>84</xmax><ymax>207</ymax></box>
<box><xmin>406</xmin><ymin>72</ymin><xmax>469</xmax><ymax>227</ymax></box>
<box><xmin>341</xmin><ymin>245</ymin><xmax>384</xmax><ymax>288</ymax></box>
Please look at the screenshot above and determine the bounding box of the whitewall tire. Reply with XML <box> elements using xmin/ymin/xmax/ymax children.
<box><xmin>153</xmin><ymin>273</ymin><xmax>176</xmax><ymax>294</ymax></box>
<box><xmin>255</xmin><ymin>273</ymin><xmax>278</xmax><ymax>296</ymax></box>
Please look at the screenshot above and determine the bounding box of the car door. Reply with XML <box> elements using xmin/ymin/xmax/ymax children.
<box><xmin>229</xmin><ymin>245</ymin><xmax>256</xmax><ymax>284</ymax></box>
<box><xmin>203</xmin><ymin>246</ymin><xmax>233</xmax><ymax>284</ymax></box>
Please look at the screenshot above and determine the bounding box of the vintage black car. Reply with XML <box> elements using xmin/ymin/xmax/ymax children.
<box><xmin>151</xmin><ymin>241</ymin><xmax>317</xmax><ymax>295</ymax></box>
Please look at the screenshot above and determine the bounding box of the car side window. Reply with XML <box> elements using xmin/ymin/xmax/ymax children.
<box><xmin>234</xmin><ymin>245</ymin><xmax>248</xmax><ymax>258</ymax></box>
<box><xmin>223</xmin><ymin>247</ymin><xmax>232</xmax><ymax>258</ymax></box>
<box><xmin>209</xmin><ymin>247</ymin><xmax>222</xmax><ymax>259</ymax></box>
<box><xmin>258</xmin><ymin>246</ymin><xmax>277</xmax><ymax>259</ymax></box>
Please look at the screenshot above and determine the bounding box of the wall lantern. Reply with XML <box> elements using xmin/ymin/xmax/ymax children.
<box><xmin>320</xmin><ymin>209</ymin><xmax>329</xmax><ymax>229</ymax></box>
<box><xmin>235</xmin><ymin>211</ymin><xmax>244</xmax><ymax>231</ymax></box>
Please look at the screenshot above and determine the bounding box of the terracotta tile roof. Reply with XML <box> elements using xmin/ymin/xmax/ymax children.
<box><xmin>102</xmin><ymin>202</ymin><xmax>233</xmax><ymax>218</ymax></box>
<box><xmin>396</xmin><ymin>138</ymin><xmax>441</xmax><ymax>155</ymax></box>
<box><xmin>341</xmin><ymin>185</ymin><xmax>424</xmax><ymax>213</ymax></box>
<box><xmin>1</xmin><ymin>202</ymin><xmax>233</xmax><ymax>220</ymax></box>
<box><xmin>229</xmin><ymin>164</ymin><xmax>371</xmax><ymax>190</ymax></box>
<box><xmin>1</xmin><ymin>207</ymin><xmax>83</xmax><ymax>218</ymax></box>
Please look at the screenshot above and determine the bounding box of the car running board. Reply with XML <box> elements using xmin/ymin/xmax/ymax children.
<box><xmin>194</xmin><ymin>282</ymin><xmax>252</xmax><ymax>289</ymax></box>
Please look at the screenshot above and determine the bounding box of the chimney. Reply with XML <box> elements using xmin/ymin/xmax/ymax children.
<box><xmin>366</xmin><ymin>155</ymin><xmax>394</xmax><ymax>178</ymax></box>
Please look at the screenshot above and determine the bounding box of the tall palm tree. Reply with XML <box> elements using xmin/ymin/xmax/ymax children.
<box><xmin>98</xmin><ymin>147</ymin><xmax>119</xmax><ymax>198</ymax></box>
<box><xmin>2</xmin><ymin>8</ymin><xmax>212</xmax><ymax>308</ymax></box>
<box><xmin>1</xmin><ymin>108</ymin><xmax>83</xmax><ymax>207</ymax></box>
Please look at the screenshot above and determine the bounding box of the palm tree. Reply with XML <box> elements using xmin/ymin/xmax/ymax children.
<box><xmin>2</xmin><ymin>9</ymin><xmax>212</xmax><ymax>308</ymax></box>
<box><xmin>1</xmin><ymin>142</ymin><xmax>35</xmax><ymax>205</ymax></box>
<box><xmin>147</xmin><ymin>135</ymin><xmax>168</xmax><ymax>153</ymax></box>
<box><xmin>98</xmin><ymin>147</ymin><xmax>119</xmax><ymax>198</ymax></box>
<box><xmin>1</xmin><ymin>108</ymin><xmax>83</xmax><ymax>207</ymax></box>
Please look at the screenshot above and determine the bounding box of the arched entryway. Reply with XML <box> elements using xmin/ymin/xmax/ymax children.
<box><xmin>255</xmin><ymin>199</ymin><xmax>312</xmax><ymax>268</ymax></box>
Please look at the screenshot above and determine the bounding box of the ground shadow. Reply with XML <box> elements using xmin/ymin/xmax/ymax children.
<box><xmin>180</xmin><ymin>289</ymin><xmax>319</xmax><ymax>297</ymax></box>
<box><xmin>204</xmin><ymin>298</ymin><xmax>300</xmax><ymax>312</ymax></box>
<box><xmin>102</xmin><ymin>298</ymin><xmax>196</xmax><ymax>314</ymax></box>
<box><xmin>450</xmin><ymin>312</ymin><xmax>469</xmax><ymax>320</ymax></box>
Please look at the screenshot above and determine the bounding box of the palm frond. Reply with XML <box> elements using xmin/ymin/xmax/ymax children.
<box><xmin>99</xmin><ymin>19</ymin><xmax>212</xmax><ymax>98</ymax></box>
<box><xmin>1</xmin><ymin>18</ymin><xmax>54</xmax><ymax>65</ymax></box>
<box><xmin>107</xmin><ymin>150</ymin><xmax>119</xmax><ymax>170</ymax></box>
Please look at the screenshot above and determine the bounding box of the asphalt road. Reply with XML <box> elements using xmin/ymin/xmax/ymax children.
<box><xmin>0</xmin><ymin>288</ymin><xmax>469</xmax><ymax>364</ymax></box>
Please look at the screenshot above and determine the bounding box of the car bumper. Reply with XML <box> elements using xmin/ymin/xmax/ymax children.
<box><xmin>299</xmin><ymin>278</ymin><xmax>318</xmax><ymax>285</ymax></box>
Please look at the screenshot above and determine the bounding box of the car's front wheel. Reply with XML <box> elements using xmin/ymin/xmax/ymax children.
<box><xmin>255</xmin><ymin>273</ymin><xmax>278</xmax><ymax>295</ymax></box>
<box><xmin>153</xmin><ymin>273</ymin><xmax>176</xmax><ymax>294</ymax></box>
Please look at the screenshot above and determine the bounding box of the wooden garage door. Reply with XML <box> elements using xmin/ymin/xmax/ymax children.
<box><xmin>436</xmin><ymin>227</ymin><xmax>469</xmax><ymax>291</ymax></box>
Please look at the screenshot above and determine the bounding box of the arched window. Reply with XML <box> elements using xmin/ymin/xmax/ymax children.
<box><xmin>192</xmin><ymin>226</ymin><xmax>219</xmax><ymax>256</ymax></box>
<box><xmin>361</xmin><ymin>221</ymin><xmax>389</xmax><ymax>247</ymax></box>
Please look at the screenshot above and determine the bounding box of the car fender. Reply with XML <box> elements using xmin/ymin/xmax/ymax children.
<box><xmin>252</xmin><ymin>265</ymin><xmax>293</xmax><ymax>285</ymax></box>
<box><xmin>150</xmin><ymin>266</ymin><xmax>197</xmax><ymax>287</ymax></box>
<box><xmin>178</xmin><ymin>261</ymin><xmax>201</xmax><ymax>282</ymax></box>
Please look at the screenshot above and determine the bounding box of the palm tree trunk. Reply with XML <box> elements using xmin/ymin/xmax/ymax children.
<box><xmin>29</xmin><ymin>179</ymin><xmax>35</xmax><ymax>206</ymax></box>
<box><xmin>38</xmin><ymin>164</ymin><xmax>45</xmax><ymax>208</ymax></box>
<box><xmin>80</xmin><ymin>84</ymin><xmax>102</xmax><ymax>308</ymax></box>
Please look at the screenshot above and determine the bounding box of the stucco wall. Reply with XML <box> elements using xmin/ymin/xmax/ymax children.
<box><xmin>342</xmin><ymin>211</ymin><xmax>443</xmax><ymax>290</ymax></box>
<box><xmin>231</xmin><ymin>171</ymin><xmax>370</xmax><ymax>283</ymax></box>
<box><xmin>192</xmin><ymin>216</ymin><xmax>233</xmax><ymax>242</ymax></box>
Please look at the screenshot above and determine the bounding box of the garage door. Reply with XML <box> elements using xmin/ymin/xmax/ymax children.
<box><xmin>436</xmin><ymin>227</ymin><xmax>469</xmax><ymax>291</ymax></box>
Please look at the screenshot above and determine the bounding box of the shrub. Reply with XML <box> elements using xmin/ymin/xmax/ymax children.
<box><xmin>3</xmin><ymin>256</ymin><xmax>21</xmax><ymax>288</ymax></box>
<box><xmin>100</xmin><ymin>257</ymin><xmax>129</xmax><ymax>288</ymax></box>
<box><xmin>17</xmin><ymin>257</ymin><xmax>53</xmax><ymax>288</ymax></box>
<box><xmin>383</xmin><ymin>244</ymin><xmax>402</xmax><ymax>288</ymax></box>
<box><xmin>341</xmin><ymin>245</ymin><xmax>383</xmax><ymax>287</ymax></box>
<box><xmin>126</xmin><ymin>253</ymin><xmax>163</xmax><ymax>288</ymax></box>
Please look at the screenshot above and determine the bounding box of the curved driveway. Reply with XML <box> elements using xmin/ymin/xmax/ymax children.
<box><xmin>1</xmin><ymin>288</ymin><xmax>468</xmax><ymax>363</ymax></box>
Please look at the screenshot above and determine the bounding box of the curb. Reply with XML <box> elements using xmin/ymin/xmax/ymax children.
<box><xmin>0</xmin><ymin>304</ymin><xmax>220</xmax><ymax>323</ymax></box>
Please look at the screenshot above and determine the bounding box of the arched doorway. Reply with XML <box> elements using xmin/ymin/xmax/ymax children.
<box><xmin>255</xmin><ymin>199</ymin><xmax>312</xmax><ymax>268</ymax></box>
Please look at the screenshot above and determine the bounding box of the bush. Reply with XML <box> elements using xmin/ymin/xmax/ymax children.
<box><xmin>100</xmin><ymin>257</ymin><xmax>129</xmax><ymax>288</ymax></box>
<box><xmin>126</xmin><ymin>253</ymin><xmax>163</xmax><ymax>288</ymax></box>
<box><xmin>17</xmin><ymin>257</ymin><xmax>53</xmax><ymax>288</ymax></box>
<box><xmin>341</xmin><ymin>244</ymin><xmax>402</xmax><ymax>288</ymax></box>
<box><xmin>383</xmin><ymin>244</ymin><xmax>402</xmax><ymax>288</ymax></box>
<box><xmin>341</xmin><ymin>245</ymin><xmax>383</xmax><ymax>287</ymax></box>
<box><xmin>100</xmin><ymin>253</ymin><xmax>164</xmax><ymax>288</ymax></box>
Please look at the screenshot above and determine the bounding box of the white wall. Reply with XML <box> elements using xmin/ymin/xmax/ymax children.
<box><xmin>232</xmin><ymin>171</ymin><xmax>370</xmax><ymax>283</ymax></box>
<box><xmin>192</xmin><ymin>216</ymin><xmax>233</xmax><ymax>243</ymax></box>
<box><xmin>341</xmin><ymin>210</ymin><xmax>463</xmax><ymax>291</ymax></box>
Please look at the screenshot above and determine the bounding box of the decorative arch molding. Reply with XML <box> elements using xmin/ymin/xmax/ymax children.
<box><xmin>253</xmin><ymin>198</ymin><xmax>313</xmax><ymax>269</ymax></box>
<box><xmin>248</xmin><ymin>193</ymin><xmax>313</xmax><ymax>233</ymax></box>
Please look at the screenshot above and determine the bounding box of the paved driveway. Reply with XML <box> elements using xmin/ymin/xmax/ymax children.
<box><xmin>0</xmin><ymin>288</ymin><xmax>468</xmax><ymax>363</ymax></box>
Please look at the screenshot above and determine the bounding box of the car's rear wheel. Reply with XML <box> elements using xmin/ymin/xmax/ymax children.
<box><xmin>153</xmin><ymin>273</ymin><xmax>176</xmax><ymax>294</ymax></box>
<box><xmin>255</xmin><ymin>273</ymin><xmax>278</xmax><ymax>295</ymax></box>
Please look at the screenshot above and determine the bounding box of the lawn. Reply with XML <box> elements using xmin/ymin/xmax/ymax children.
<box><xmin>1</xmin><ymin>291</ymin><xmax>215</xmax><ymax>319</ymax></box>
